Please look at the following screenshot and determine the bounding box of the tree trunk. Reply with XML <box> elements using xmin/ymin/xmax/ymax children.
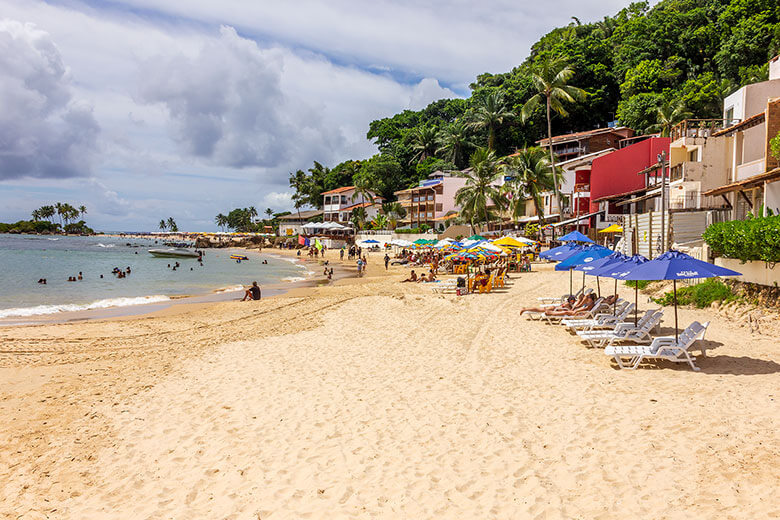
<box><xmin>546</xmin><ymin>96</ymin><xmax>561</xmax><ymax>218</ymax></box>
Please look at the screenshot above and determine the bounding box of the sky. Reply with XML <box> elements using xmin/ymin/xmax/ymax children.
<box><xmin>0</xmin><ymin>0</ymin><xmax>636</xmax><ymax>231</ymax></box>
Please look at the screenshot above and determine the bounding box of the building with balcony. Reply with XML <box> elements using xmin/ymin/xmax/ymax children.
<box><xmin>277</xmin><ymin>209</ymin><xmax>323</xmax><ymax>237</ymax></box>
<box><xmin>394</xmin><ymin>171</ymin><xmax>467</xmax><ymax>229</ymax></box>
<box><xmin>321</xmin><ymin>186</ymin><xmax>383</xmax><ymax>225</ymax></box>
<box><xmin>537</xmin><ymin>126</ymin><xmax>635</xmax><ymax>162</ymax></box>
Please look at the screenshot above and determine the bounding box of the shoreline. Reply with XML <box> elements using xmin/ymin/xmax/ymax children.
<box><xmin>0</xmin><ymin>246</ymin><xmax>349</xmax><ymax>327</ymax></box>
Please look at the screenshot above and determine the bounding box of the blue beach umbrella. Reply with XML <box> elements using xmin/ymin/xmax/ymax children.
<box><xmin>619</xmin><ymin>250</ymin><xmax>742</xmax><ymax>341</ymax></box>
<box><xmin>558</xmin><ymin>230</ymin><xmax>595</xmax><ymax>243</ymax></box>
<box><xmin>592</xmin><ymin>254</ymin><xmax>649</xmax><ymax>323</ymax></box>
<box><xmin>362</xmin><ymin>239</ymin><xmax>380</xmax><ymax>244</ymax></box>
<box><xmin>539</xmin><ymin>242</ymin><xmax>582</xmax><ymax>261</ymax></box>
<box><xmin>554</xmin><ymin>245</ymin><xmax>615</xmax><ymax>296</ymax></box>
<box><xmin>574</xmin><ymin>251</ymin><xmax>629</xmax><ymax>298</ymax></box>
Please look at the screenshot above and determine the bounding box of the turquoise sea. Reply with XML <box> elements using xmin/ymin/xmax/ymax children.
<box><xmin>0</xmin><ymin>234</ymin><xmax>312</xmax><ymax>319</ymax></box>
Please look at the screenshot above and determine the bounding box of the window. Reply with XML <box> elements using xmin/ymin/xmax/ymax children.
<box><xmin>725</xmin><ymin>107</ymin><xmax>734</xmax><ymax>126</ymax></box>
<box><xmin>688</xmin><ymin>149</ymin><xmax>698</xmax><ymax>162</ymax></box>
<box><xmin>324</xmin><ymin>196</ymin><xmax>331</xmax><ymax>205</ymax></box>
<box><xmin>340</xmin><ymin>196</ymin><xmax>347</xmax><ymax>205</ymax></box>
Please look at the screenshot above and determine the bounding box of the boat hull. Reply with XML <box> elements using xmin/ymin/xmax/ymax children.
<box><xmin>148</xmin><ymin>248</ymin><xmax>200</xmax><ymax>258</ymax></box>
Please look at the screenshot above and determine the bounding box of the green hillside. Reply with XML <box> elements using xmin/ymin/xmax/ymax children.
<box><xmin>290</xmin><ymin>0</ymin><xmax>780</xmax><ymax>209</ymax></box>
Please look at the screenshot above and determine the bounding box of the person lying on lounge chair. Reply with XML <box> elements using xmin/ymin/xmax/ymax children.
<box><xmin>603</xmin><ymin>294</ymin><xmax>619</xmax><ymax>305</ymax></box>
<box><xmin>544</xmin><ymin>293</ymin><xmax>597</xmax><ymax>317</ymax></box>
<box><xmin>520</xmin><ymin>295</ymin><xmax>577</xmax><ymax>315</ymax></box>
<box><xmin>401</xmin><ymin>270</ymin><xmax>418</xmax><ymax>282</ymax></box>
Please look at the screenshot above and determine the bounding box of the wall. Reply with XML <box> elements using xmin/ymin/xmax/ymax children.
<box><xmin>765</xmin><ymin>181</ymin><xmax>780</xmax><ymax>215</ymax></box>
<box><xmin>771</xmin><ymin>55</ymin><xmax>780</xmax><ymax>81</ymax></box>
<box><xmin>439</xmin><ymin>177</ymin><xmax>467</xmax><ymax>216</ymax></box>
<box><xmin>766</xmin><ymin>98</ymin><xmax>780</xmax><ymax>172</ymax></box>
<box><xmin>589</xmin><ymin>137</ymin><xmax>670</xmax><ymax>212</ymax></box>
<box><xmin>715</xmin><ymin>258</ymin><xmax>780</xmax><ymax>287</ymax></box>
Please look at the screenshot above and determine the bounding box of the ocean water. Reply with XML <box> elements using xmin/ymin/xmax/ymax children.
<box><xmin>0</xmin><ymin>234</ymin><xmax>312</xmax><ymax>318</ymax></box>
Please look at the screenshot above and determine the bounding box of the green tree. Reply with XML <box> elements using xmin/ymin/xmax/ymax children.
<box><xmin>409</xmin><ymin>125</ymin><xmax>439</xmax><ymax>163</ymax></box>
<box><xmin>502</xmin><ymin>148</ymin><xmax>561</xmax><ymax>227</ymax></box>
<box><xmin>436</xmin><ymin>121</ymin><xmax>474</xmax><ymax>168</ymax></box>
<box><xmin>159</xmin><ymin>219</ymin><xmax>167</xmax><ymax>231</ymax></box>
<box><xmin>648</xmin><ymin>99</ymin><xmax>692</xmax><ymax>137</ymax></box>
<box><xmin>371</xmin><ymin>214</ymin><xmax>388</xmax><ymax>230</ymax></box>
<box><xmin>521</xmin><ymin>55</ymin><xmax>586</xmax><ymax>211</ymax></box>
<box><xmin>350</xmin><ymin>206</ymin><xmax>368</xmax><ymax>230</ymax></box>
<box><xmin>167</xmin><ymin>217</ymin><xmax>178</xmax><ymax>232</ymax></box>
<box><xmin>382</xmin><ymin>201</ymin><xmax>407</xmax><ymax>230</ymax></box>
<box><xmin>455</xmin><ymin>148</ymin><xmax>507</xmax><ymax>232</ymax></box>
<box><xmin>78</xmin><ymin>205</ymin><xmax>87</xmax><ymax>219</ymax></box>
<box><xmin>289</xmin><ymin>169</ymin><xmax>310</xmax><ymax>224</ymax></box>
<box><xmin>215</xmin><ymin>213</ymin><xmax>227</xmax><ymax>231</ymax></box>
<box><xmin>467</xmin><ymin>91</ymin><xmax>514</xmax><ymax>151</ymax></box>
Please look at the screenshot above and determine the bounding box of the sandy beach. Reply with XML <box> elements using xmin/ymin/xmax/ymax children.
<box><xmin>1</xmin><ymin>251</ymin><xmax>778</xmax><ymax>519</ymax></box>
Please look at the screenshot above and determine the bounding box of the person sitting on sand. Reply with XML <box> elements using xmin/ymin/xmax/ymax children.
<box><xmin>520</xmin><ymin>295</ymin><xmax>577</xmax><ymax>315</ymax></box>
<box><xmin>544</xmin><ymin>294</ymin><xmax>598</xmax><ymax>317</ymax></box>
<box><xmin>242</xmin><ymin>281</ymin><xmax>262</xmax><ymax>301</ymax></box>
<box><xmin>418</xmin><ymin>270</ymin><xmax>437</xmax><ymax>283</ymax></box>
<box><xmin>401</xmin><ymin>270</ymin><xmax>417</xmax><ymax>282</ymax></box>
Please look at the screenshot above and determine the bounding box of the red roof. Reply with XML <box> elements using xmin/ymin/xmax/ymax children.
<box><xmin>537</xmin><ymin>127</ymin><xmax>633</xmax><ymax>146</ymax></box>
<box><xmin>321</xmin><ymin>186</ymin><xmax>355</xmax><ymax>195</ymax></box>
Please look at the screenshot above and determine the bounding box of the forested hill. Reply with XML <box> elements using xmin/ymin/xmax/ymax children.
<box><xmin>289</xmin><ymin>0</ymin><xmax>780</xmax><ymax>209</ymax></box>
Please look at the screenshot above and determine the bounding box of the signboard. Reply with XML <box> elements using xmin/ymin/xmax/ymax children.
<box><xmin>286</xmin><ymin>228</ymin><xmax>293</xmax><ymax>236</ymax></box>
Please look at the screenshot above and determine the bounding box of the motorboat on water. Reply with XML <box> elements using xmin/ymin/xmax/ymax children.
<box><xmin>148</xmin><ymin>247</ymin><xmax>201</xmax><ymax>258</ymax></box>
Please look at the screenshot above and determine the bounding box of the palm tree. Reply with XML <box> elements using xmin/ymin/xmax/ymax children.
<box><xmin>521</xmin><ymin>55</ymin><xmax>586</xmax><ymax>211</ymax></box>
<box><xmin>31</xmin><ymin>209</ymin><xmax>41</xmax><ymax>221</ymax></box>
<box><xmin>214</xmin><ymin>213</ymin><xmax>227</xmax><ymax>231</ymax></box>
<box><xmin>167</xmin><ymin>217</ymin><xmax>178</xmax><ymax>232</ymax></box>
<box><xmin>648</xmin><ymin>100</ymin><xmax>692</xmax><ymax>137</ymax></box>
<box><xmin>351</xmin><ymin>175</ymin><xmax>375</xmax><ymax>210</ymax></box>
<box><xmin>289</xmin><ymin>169</ymin><xmax>309</xmax><ymax>224</ymax></box>
<box><xmin>55</xmin><ymin>202</ymin><xmax>64</xmax><ymax>227</ymax></box>
<box><xmin>409</xmin><ymin>125</ymin><xmax>439</xmax><ymax>162</ymax></box>
<box><xmin>455</xmin><ymin>148</ymin><xmax>507</xmax><ymax>232</ymax></box>
<box><xmin>436</xmin><ymin>121</ymin><xmax>475</xmax><ymax>169</ymax></box>
<box><xmin>467</xmin><ymin>91</ymin><xmax>514</xmax><ymax>151</ymax></box>
<box><xmin>350</xmin><ymin>207</ymin><xmax>368</xmax><ymax>230</ymax></box>
<box><xmin>372</xmin><ymin>214</ymin><xmax>388</xmax><ymax>230</ymax></box>
<box><xmin>382</xmin><ymin>201</ymin><xmax>407</xmax><ymax>230</ymax></box>
<box><xmin>159</xmin><ymin>219</ymin><xmax>167</xmax><ymax>231</ymax></box>
<box><xmin>265</xmin><ymin>208</ymin><xmax>273</xmax><ymax>220</ymax></box>
<box><xmin>502</xmin><ymin>148</ymin><xmax>561</xmax><ymax>227</ymax></box>
<box><xmin>78</xmin><ymin>205</ymin><xmax>87</xmax><ymax>219</ymax></box>
<box><xmin>247</xmin><ymin>206</ymin><xmax>258</xmax><ymax>224</ymax></box>
<box><xmin>40</xmin><ymin>205</ymin><xmax>55</xmax><ymax>223</ymax></box>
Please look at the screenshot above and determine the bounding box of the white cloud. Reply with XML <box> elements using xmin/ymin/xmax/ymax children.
<box><xmin>0</xmin><ymin>19</ymin><xmax>99</xmax><ymax>180</ymax></box>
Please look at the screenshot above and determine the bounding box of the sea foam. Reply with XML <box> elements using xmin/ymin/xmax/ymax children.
<box><xmin>0</xmin><ymin>295</ymin><xmax>171</xmax><ymax>318</ymax></box>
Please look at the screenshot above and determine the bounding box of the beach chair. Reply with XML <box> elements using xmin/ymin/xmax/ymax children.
<box><xmin>478</xmin><ymin>274</ymin><xmax>495</xmax><ymax>294</ymax></box>
<box><xmin>542</xmin><ymin>297</ymin><xmax>605</xmax><ymax>325</ymax></box>
<box><xmin>577</xmin><ymin>309</ymin><xmax>663</xmax><ymax>348</ymax></box>
<box><xmin>537</xmin><ymin>287</ymin><xmax>591</xmax><ymax>305</ymax></box>
<box><xmin>605</xmin><ymin>321</ymin><xmax>710</xmax><ymax>371</ymax></box>
<box><xmin>430</xmin><ymin>280</ymin><xmax>457</xmax><ymax>293</ymax></box>
<box><xmin>494</xmin><ymin>269</ymin><xmax>507</xmax><ymax>288</ymax></box>
<box><xmin>562</xmin><ymin>302</ymin><xmax>633</xmax><ymax>331</ymax></box>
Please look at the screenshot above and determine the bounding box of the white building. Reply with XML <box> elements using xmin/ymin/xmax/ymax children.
<box><xmin>277</xmin><ymin>209</ymin><xmax>323</xmax><ymax>237</ymax></box>
<box><xmin>321</xmin><ymin>186</ymin><xmax>383</xmax><ymax>225</ymax></box>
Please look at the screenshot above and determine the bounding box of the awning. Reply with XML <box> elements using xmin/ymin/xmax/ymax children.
<box><xmin>551</xmin><ymin>210</ymin><xmax>604</xmax><ymax>228</ymax></box>
<box><xmin>433</xmin><ymin>212</ymin><xmax>458</xmax><ymax>221</ymax></box>
<box><xmin>711</xmin><ymin>112</ymin><xmax>765</xmax><ymax>137</ymax></box>
<box><xmin>592</xmin><ymin>186</ymin><xmax>651</xmax><ymax>203</ymax></box>
<box><xmin>615</xmin><ymin>190</ymin><xmax>661</xmax><ymax>207</ymax></box>
<box><xmin>703</xmin><ymin>167</ymin><xmax>780</xmax><ymax>196</ymax></box>
<box><xmin>517</xmin><ymin>213</ymin><xmax>559</xmax><ymax>223</ymax></box>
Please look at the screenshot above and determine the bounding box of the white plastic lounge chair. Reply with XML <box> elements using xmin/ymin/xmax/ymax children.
<box><xmin>562</xmin><ymin>301</ymin><xmax>632</xmax><ymax>330</ymax></box>
<box><xmin>577</xmin><ymin>309</ymin><xmax>663</xmax><ymax>348</ymax></box>
<box><xmin>543</xmin><ymin>297</ymin><xmax>606</xmax><ymax>325</ymax></box>
<box><xmin>605</xmin><ymin>321</ymin><xmax>710</xmax><ymax>371</ymax></box>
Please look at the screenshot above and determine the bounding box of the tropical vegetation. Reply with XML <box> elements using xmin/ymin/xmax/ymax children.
<box><xmin>283</xmin><ymin>0</ymin><xmax>779</xmax><ymax>231</ymax></box>
<box><xmin>703</xmin><ymin>214</ymin><xmax>780</xmax><ymax>263</ymax></box>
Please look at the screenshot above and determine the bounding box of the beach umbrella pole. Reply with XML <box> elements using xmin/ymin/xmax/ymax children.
<box><xmin>634</xmin><ymin>283</ymin><xmax>638</xmax><ymax>325</ymax></box>
<box><xmin>569</xmin><ymin>268</ymin><xmax>573</xmax><ymax>296</ymax></box>
<box><xmin>674</xmin><ymin>279</ymin><xmax>679</xmax><ymax>343</ymax></box>
<box><xmin>613</xmin><ymin>279</ymin><xmax>617</xmax><ymax>314</ymax></box>
<box><xmin>596</xmin><ymin>276</ymin><xmax>600</xmax><ymax>298</ymax></box>
<box><xmin>581</xmin><ymin>271</ymin><xmax>585</xmax><ymax>292</ymax></box>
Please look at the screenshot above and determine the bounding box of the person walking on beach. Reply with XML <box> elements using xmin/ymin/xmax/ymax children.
<box><xmin>340</xmin><ymin>248</ymin><xmax>344</xmax><ymax>261</ymax></box>
<box><xmin>242</xmin><ymin>281</ymin><xmax>262</xmax><ymax>301</ymax></box>
<box><xmin>384</xmin><ymin>253</ymin><xmax>390</xmax><ymax>270</ymax></box>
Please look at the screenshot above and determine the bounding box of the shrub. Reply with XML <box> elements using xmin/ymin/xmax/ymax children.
<box><xmin>652</xmin><ymin>279</ymin><xmax>739</xmax><ymax>308</ymax></box>
<box><xmin>625</xmin><ymin>280</ymin><xmax>652</xmax><ymax>290</ymax></box>
<box><xmin>702</xmin><ymin>215</ymin><xmax>780</xmax><ymax>263</ymax></box>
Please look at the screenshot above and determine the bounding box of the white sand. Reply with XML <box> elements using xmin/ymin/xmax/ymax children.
<box><xmin>1</xmin><ymin>259</ymin><xmax>778</xmax><ymax>519</ymax></box>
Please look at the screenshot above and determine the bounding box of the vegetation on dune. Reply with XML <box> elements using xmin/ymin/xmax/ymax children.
<box><xmin>284</xmin><ymin>0</ymin><xmax>779</xmax><ymax>230</ymax></box>
<box><xmin>1</xmin><ymin>203</ymin><xmax>94</xmax><ymax>234</ymax></box>
<box><xmin>652</xmin><ymin>279</ymin><xmax>740</xmax><ymax>308</ymax></box>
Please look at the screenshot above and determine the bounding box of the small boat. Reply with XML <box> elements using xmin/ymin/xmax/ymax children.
<box><xmin>230</xmin><ymin>254</ymin><xmax>249</xmax><ymax>261</ymax></box>
<box><xmin>148</xmin><ymin>248</ymin><xmax>201</xmax><ymax>258</ymax></box>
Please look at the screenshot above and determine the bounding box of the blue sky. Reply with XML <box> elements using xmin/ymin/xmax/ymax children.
<box><xmin>1</xmin><ymin>0</ymin><xmax>635</xmax><ymax>231</ymax></box>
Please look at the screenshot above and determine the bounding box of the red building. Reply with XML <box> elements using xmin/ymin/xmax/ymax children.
<box><xmin>589</xmin><ymin>137</ymin><xmax>670</xmax><ymax>214</ymax></box>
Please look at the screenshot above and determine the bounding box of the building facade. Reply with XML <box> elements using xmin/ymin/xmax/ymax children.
<box><xmin>394</xmin><ymin>171</ymin><xmax>467</xmax><ymax>229</ymax></box>
<box><xmin>536</xmin><ymin>126</ymin><xmax>635</xmax><ymax>162</ymax></box>
<box><xmin>277</xmin><ymin>209</ymin><xmax>323</xmax><ymax>236</ymax></box>
<box><xmin>321</xmin><ymin>186</ymin><xmax>383</xmax><ymax>225</ymax></box>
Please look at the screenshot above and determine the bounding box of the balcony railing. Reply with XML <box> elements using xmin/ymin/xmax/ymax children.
<box><xmin>668</xmin><ymin>192</ymin><xmax>730</xmax><ymax>211</ymax></box>
<box><xmin>670</xmin><ymin>119</ymin><xmax>738</xmax><ymax>141</ymax></box>
<box><xmin>574</xmin><ymin>183</ymin><xmax>590</xmax><ymax>192</ymax></box>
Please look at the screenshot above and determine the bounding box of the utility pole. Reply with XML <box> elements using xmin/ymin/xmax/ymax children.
<box><xmin>657</xmin><ymin>151</ymin><xmax>667</xmax><ymax>254</ymax></box>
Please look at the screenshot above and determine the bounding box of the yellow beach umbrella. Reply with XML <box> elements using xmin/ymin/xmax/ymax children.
<box><xmin>493</xmin><ymin>236</ymin><xmax>536</xmax><ymax>247</ymax></box>
<box><xmin>599</xmin><ymin>224</ymin><xmax>623</xmax><ymax>233</ymax></box>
